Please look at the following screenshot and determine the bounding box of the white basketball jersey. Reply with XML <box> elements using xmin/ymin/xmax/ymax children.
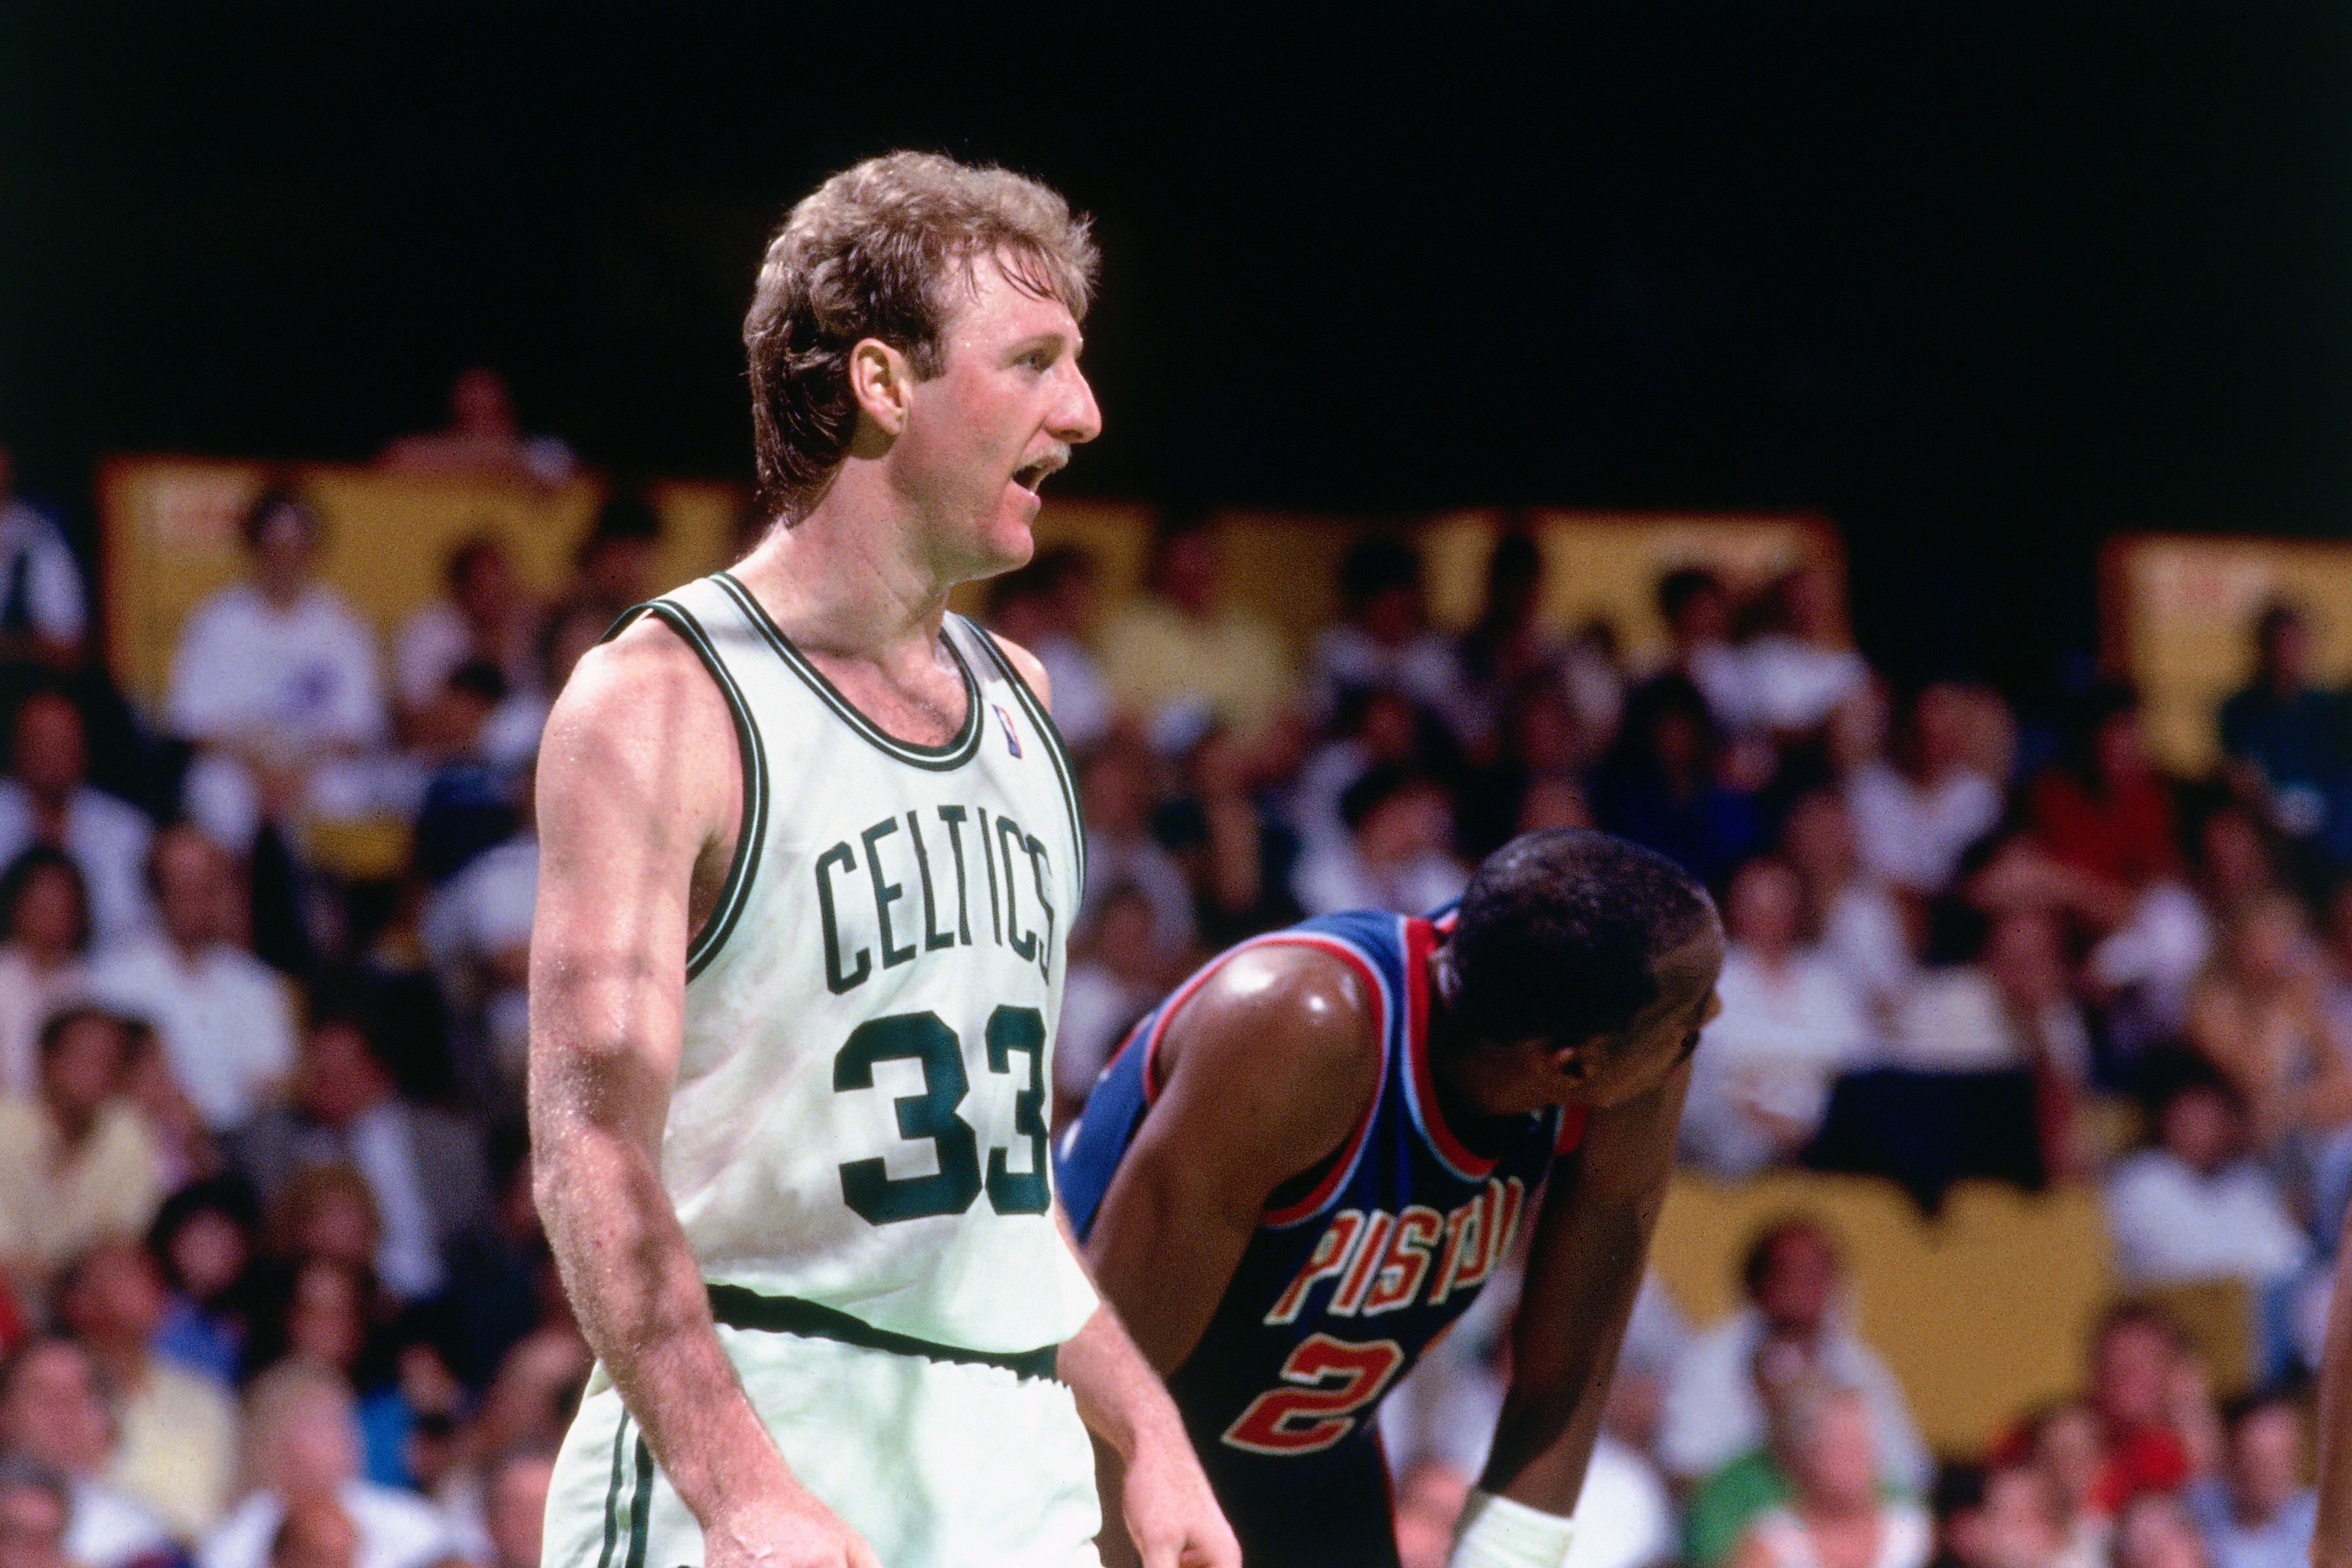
<box><xmin>619</xmin><ymin>572</ymin><xmax>1097</xmax><ymax>1354</ymax></box>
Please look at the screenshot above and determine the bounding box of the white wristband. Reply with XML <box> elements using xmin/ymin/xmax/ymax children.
<box><xmin>1448</xmin><ymin>1488</ymin><xmax>1575</xmax><ymax>1568</ymax></box>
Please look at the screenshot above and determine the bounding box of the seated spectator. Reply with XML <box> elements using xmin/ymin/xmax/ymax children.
<box><xmin>419</xmin><ymin>775</ymin><xmax>537</xmax><ymax>1116</ymax></box>
<box><xmin>269</xmin><ymin>1495</ymin><xmax>357</xmax><ymax>1568</ymax></box>
<box><xmin>0</xmin><ymin>689</ymin><xmax>153</xmax><ymax>949</ymax></box>
<box><xmin>199</xmin><ymin>1360</ymin><xmax>451</xmax><ymax>1568</ymax></box>
<box><xmin>434</xmin><ymin>1126</ymin><xmax>558</xmax><ymax>1394</ymax></box>
<box><xmin>2183</xmin><ymin>892</ymin><xmax>2352</xmax><ymax>1156</ymax></box>
<box><xmin>0</xmin><ymin>1007</ymin><xmax>162</xmax><ymax>1299</ymax></box>
<box><xmin>0</xmin><ymin>448</ymin><xmax>87</xmax><ymax>676</ymax></box>
<box><xmin>1725</xmin><ymin>1379</ymin><xmax>1933</xmax><ymax>1568</ymax></box>
<box><xmin>1098</xmin><ymin>515</ymin><xmax>1294</xmax><ymax>747</ymax></box>
<box><xmin>1592</xmin><ymin>676</ymin><xmax>1765</xmax><ymax>890</ymax></box>
<box><xmin>54</xmin><ymin>1237</ymin><xmax>238</xmax><ymax>1542</ymax></box>
<box><xmin>2057</xmin><ymin>1305</ymin><xmax>2195</xmax><ymax>1512</ymax></box>
<box><xmin>1458</xmin><ymin>677</ymin><xmax>1597</xmax><ymax>860</ymax></box>
<box><xmin>475</xmin><ymin>1445</ymin><xmax>555</xmax><ymax>1568</ymax></box>
<box><xmin>0</xmin><ymin>1455</ymin><xmax>74</xmax><ymax>1568</ymax></box>
<box><xmin>166</xmin><ymin>491</ymin><xmax>389</xmax><ymax>855</ymax></box>
<box><xmin>1893</xmin><ymin>909</ymin><xmax>2092</xmax><ymax>1077</ymax></box>
<box><xmin>985</xmin><ymin>547</ymin><xmax>1113</xmax><ymax>754</ymax></box>
<box><xmin>1682</xmin><ymin>858</ymin><xmax>1875</xmax><ymax>1176</ymax></box>
<box><xmin>1660</xmin><ymin>1220</ymin><xmax>1931</xmax><ymax>1494</ymax></box>
<box><xmin>2183</xmin><ymin>1391</ymin><xmax>2315</xmax><ymax>1568</ymax></box>
<box><xmin>147</xmin><ymin>1180</ymin><xmax>261</xmax><ymax>1390</ymax></box>
<box><xmin>2219</xmin><ymin>600</ymin><xmax>2350</xmax><ymax>863</ymax></box>
<box><xmin>119</xmin><ymin>1019</ymin><xmax>218</xmax><ymax>1192</ymax></box>
<box><xmin>391</xmin><ymin>536</ymin><xmax>538</xmax><ymax>732</ymax></box>
<box><xmin>1305</xmin><ymin>536</ymin><xmax>1474</xmax><ymax>745</ymax></box>
<box><xmin>0</xmin><ymin>1337</ymin><xmax>174</xmax><ymax>1568</ymax></box>
<box><xmin>2114</xmin><ymin>1490</ymin><xmax>2214</xmax><ymax>1568</ymax></box>
<box><xmin>227</xmin><ymin>1005</ymin><xmax>487</xmax><ymax>1304</ymax></box>
<box><xmin>1928</xmin><ymin>1463</ymin><xmax>2066</xmax><ymax>1568</ymax></box>
<box><xmin>89</xmin><ymin>825</ymin><xmax>298</xmax><ymax>1135</ymax></box>
<box><xmin>1053</xmin><ymin>885</ymin><xmax>1172</xmax><ymax>1129</ymax></box>
<box><xmin>1290</xmin><ymin>764</ymin><xmax>1467</xmax><ymax>917</ymax></box>
<box><xmin>1737</xmin><ymin>561</ymin><xmax>1870</xmax><ymax>738</ymax></box>
<box><xmin>557</xmin><ymin>495</ymin><xmax>662</xmax><ymax>630</ymax></box>
<box><xmin>2031</xmin><ymin>683</ymin><xmax>2182</xmax><ymax>894</ymax></box>
<box><xmin>376</xmin><ymin>368</ymin><xmax>576</xmax><ymax>488</ymax></box>
<box><xmin>1648</xmin><ymin>565</ymin><xmax>1753</xmax><ymax>732</ymax></box>
<box><xmin>1451</xmin><ymin>531</ymin><xmax>1568</xmax><ymax>755</ymax></box>
<box><xmin>1073</xmin><ymin>734</ymin><xmax>1194</xmax><ymax>961</ymax></box>
<box><xmin>2018</xmin><ymin>1401</ymin><xmax>2112</xmax><ymax>1568</ymax></box>
<box><xmin>1846</xmin><ymin>683</ymin><xmax>2007</xmax><ymax>896</ymax></box>
<box><xmin>1292</xmin><ymin>686</ymin><xmax>1429</xmax><ymax>852</ymax></box>
<box><xmin>1151</xmin><ymin>721</ymin><xmax>1302</xmax><ymax>951</ymax></box>
<box><xmin>1779</xmin><ymin>789</ymin><xmax>1918</xmax><ymax>1030</ymax></box>
<box><xmin>2103</xmin><ymin>1062</ymin><xmax>2311</xmax><ymax>1299</ymax></box>
<box><xmin>0</xmin><ymin>847</ymin><xmax>94</xmax><ymax>1094</ymax></box>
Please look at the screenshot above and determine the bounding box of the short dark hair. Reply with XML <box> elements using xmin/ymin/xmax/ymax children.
<box><xmin>35</xmin><ymin>1002</ymin><xmax>121</xmax><ymax>1064</ymax></box>
<box><xmin>743</xmin><ymin>152</ymin><xmax>1097</xmax><ymax>521</ymax></box>
<box><xmin>1740</xmin><ymin>1216</ymin><xmax>1839</xmax><ymax>1296</ymax></box>
<box><xmin>1446</xmin><ymin>828</ymin><xmax>1717</xmax><ymax>1045</ymax></box>
<box><xmin>0</xmin><ymin>843</ymin><xmax>90</xmax><ymax>954</ymax></box>
<box><xmin>1657</xmin><ymin>565</ymin><xmax>1725</xmax><ymax>623</ymax></box>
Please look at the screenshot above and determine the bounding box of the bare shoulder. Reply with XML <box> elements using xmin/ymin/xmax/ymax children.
<box><xmin>536</xmin><ymin>615</ymin><xmax>737</xmax><ymax>854</ymax></box>
<box><xmin>981</xmin><ymin>628</ymin><xmax>1053</xmax><ymax>711</ymax></box>
<box><xmin>1159</xmin><ymin>943</ymin><xmax>1382</xmax><ymax>1115</ymax></box>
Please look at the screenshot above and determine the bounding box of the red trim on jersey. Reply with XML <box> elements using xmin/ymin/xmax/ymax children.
<box><xmin>1403</xmin><ymin>917</ymin><xmax>1500</xmax><ymax>1180</ymax></box>
<box><xmin>1554</xmin><ymin>1103</ymin><xmax>1590</xmax><ymax>1155</ymax></box>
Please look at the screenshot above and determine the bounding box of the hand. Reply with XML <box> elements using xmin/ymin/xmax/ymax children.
<box><xmin>704</xmin><ymin>1488</ymin><xmax>884</xmax><ymax>1568</ymax></box>
<box><xmin>1119</xmin><ymin>1431</ymin><xmax>1239</xmax><ymax>1568</ymax></box>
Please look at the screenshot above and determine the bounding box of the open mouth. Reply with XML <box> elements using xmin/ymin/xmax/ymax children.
<box><xmin>1012</xmin><ymin>451</ymin><xmax>1066</xmax><ymax>497</ymax></box>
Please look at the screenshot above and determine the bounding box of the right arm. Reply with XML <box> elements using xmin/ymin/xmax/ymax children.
<box><xmin>1081</xmin><ymin>944</ymin><xmax>1382</xmax><ymax>1373</ymax></box>
<box><xmin>528</xmin><ymin>624</ymin><xmax>877</xmax><ymax>1568</ymax></box>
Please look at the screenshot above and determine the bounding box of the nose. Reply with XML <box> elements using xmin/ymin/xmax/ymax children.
<box><xmin>1054</xmin><ymin>362</ymin><xmax>1103</xmax><ymax>446</ymax></box>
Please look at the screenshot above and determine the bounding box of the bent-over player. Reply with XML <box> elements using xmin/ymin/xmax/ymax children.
<box><xmin>1057</xmin><ymin>828</ymin><xmax>1723</xmax><ymax>1567</ymax></box>
<box><xmin>529</xmin><ymin>154</ymin><xmax>1234</xmax><ymax>1568</ymax></box>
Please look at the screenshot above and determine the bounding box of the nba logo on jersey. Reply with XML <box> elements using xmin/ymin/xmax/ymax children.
<box><xmin>994</xmin><ymin>704</ymin><xmax>1023</xmax><ymax>757</ymax></box>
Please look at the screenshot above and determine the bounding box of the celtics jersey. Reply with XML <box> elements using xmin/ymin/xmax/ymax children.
<box><xmin>609</xmin><ymin>572</ymin><xmax>1096</xmax><ymax>1356</ymax></box>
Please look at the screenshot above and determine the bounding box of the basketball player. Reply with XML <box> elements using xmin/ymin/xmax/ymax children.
<box><xmin>1057</xmin><ymin>828</ymin><xmax>1724</xmax><ymax>1568</ymax></box>
<box><xmin>529</xmin><ymin>154</ymin><xmax>1235</xmax><ymax>1568</ymax></box>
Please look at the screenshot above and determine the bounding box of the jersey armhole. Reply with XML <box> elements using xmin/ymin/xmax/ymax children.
<box><xmin>602</xmin><ymin>599</ymin><xmax>770</xmax><ymax>979</ymax></box>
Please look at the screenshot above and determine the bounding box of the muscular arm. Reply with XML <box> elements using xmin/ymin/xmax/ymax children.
<box><xmin>528</xmin><ymin>625</ymin><xmax>871</xmax><ymax>1566</ymax></box>
<box><xmin>1478</xmin><ymin>1061</ymin><xmax>1693</xmax><ymax>1514</ymax></box>
<box><xmin>1081</xmin><ymin>945</ymin><xmax>1384</xmax><ymax>1371</ymax></box>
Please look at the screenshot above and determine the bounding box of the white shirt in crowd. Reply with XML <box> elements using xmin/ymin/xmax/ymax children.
<box><xmin>2104</xmin><ymin>1150</ymin><xmax>2314</xmax><ymax>1290</ymax></box>
<box><xmin>1817</xmin><ymin>883</ymin><xmax>1918</xmax><ymax>1026</ymax></box>
<box><xmin>167</xmin><ymin>582</ymin><xmax>387</xmax><ymax>756</ymax></box>
<box><xmin>0</xmin><ymin>780</ymin><xmax>155</xmax><ymax>947</ymax></box>
<box><xmin>1681</xmin><ymin>945</ymin><xmax>1875</xmax><ymax>1178</ymax></box>
<box><xmin>1844</xmin><ymin>759</ymin><xmax>2002</xmax><ymax>895</ymax></box>
<box><xmin>1657</xmin><ymin>1305</ymin><xmax>1935</xmax><ymax>1492</ymax></box>
<box><xmin>88</xmin><ymin>934</ymin><xmax>297</xmax><ymax>1131</ymax></box>
<box><xmin>1891</xmin><ymin>968</ymin><xmax>2091</xmax><ymax>1077</ymax></box>
<box><xmin>201</xmin><ymin>1480</ymin><xmax>453</xmax><ymax>1568</ymax></box>
<box><xmin>1737</xmin><ymin>636</ymin><xmax>1870</xmax><ymax>734</ymax></box>
<box><xmin>1030</xmin><ymin>631</ymin><xmax>1114</xmax><ymax>755</ymax></box>
<box><xmin>65</xmin><ymin>1476</ymin><xmax>174</xmax><ymax>1568</ymax></box>
<box><xmin>0</xmin><ymin>498</ymin><xmax>88</xmax><ymax>644</ymax></box>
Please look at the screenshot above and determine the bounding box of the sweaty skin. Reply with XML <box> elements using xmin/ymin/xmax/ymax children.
<box><xmin>1083</xmin><ymin>929</ymin><xmax>1720</xmax><ymax>1543</ymax></box>
<box><xmin>530</xmin><ymin>252</ymin><xmax>1235</xmax><ymax>1568</ymax></box>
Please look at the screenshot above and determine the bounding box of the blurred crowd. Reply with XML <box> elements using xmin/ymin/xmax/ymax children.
<box><xmin>0</xmin><ymin>385</ymin><xmax>2349</xmax><ymax>1568</ymax></box>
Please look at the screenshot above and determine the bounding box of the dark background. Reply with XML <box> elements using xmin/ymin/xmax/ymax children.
<box><xmin>4</xmin><ymin>5</ymin><xmax>2348</xmax><ymax>705</ymax></box>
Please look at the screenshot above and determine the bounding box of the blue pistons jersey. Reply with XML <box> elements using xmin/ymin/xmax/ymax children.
<box><xmin>1056</xmin><ymin>909</ymin><xmax>1583</xmax><ymax>1560</ymax></box>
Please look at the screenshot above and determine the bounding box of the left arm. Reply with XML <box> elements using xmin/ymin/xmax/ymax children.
<box><xmin>993</xmin><ymin>628</ymin><xmax>1237</xmax><ymax>1568</ymax></box>
<box><xmin>1480</xmin><ymin>1062</ymin><xmax>1693</xmax><ymax>1516</ymax></box>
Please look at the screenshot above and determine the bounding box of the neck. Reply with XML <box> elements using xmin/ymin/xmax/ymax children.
<box><xmin>733</xmin><ymin>477</ymin><xmax>960</xmax><ymax>661</ymax></box>
<box><xmin>1421</xmin><ymin>956</ymin><xmax>1523</xmax><ymax>1126</ymax></box>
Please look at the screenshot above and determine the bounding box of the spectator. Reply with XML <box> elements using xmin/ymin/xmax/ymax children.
<box><xmin>0</xmin><ymin>1338</ymin><xmax>175</xmax><ymax>1568</ymax></box>
<box><xmin>475</xmin><ymin>1445</ymin><xmax>554</xmax><ymax>1568</ymax></box>
<box><xmin>53</xmin><ymin>1238</ymin><xmax>238</xmax><ymax>1542</ymax></box>
<box><xmin>1650</xmin><ymin>566</ymin><xmax>1753</xmax><ymax>732</ymax></box>
<box><xmin>557</xmin><ymin>496</ymin><xmax>662</xmax><ymax>629</ymax></box>
<box><xmin>2078</xmin><ymin>1306</ymin><xmax>2195</xmax><ymax>1511</ymax></box>
<box><xmin>1892</xmin><ymin>909</ymin><xmax>2092</xmax><ymax>1077</ymax></box>
<box><xmin>434</xmin><ymin>1126</ymin><xmax>557</xmax><ymax>1394</ymax></box>
<box><xmin>1737</xmin><ymin>562</ymin><xmax>1870</xmax><ymax>738</ymax></box>
<box><xmin>1151</xmin><ymin>721</ymin><xmax>1303</xmax><ymax>950</ymax></box>
<box><xmin>0</xmin><ymin>847</ymin><xmax>95</xmax><ymax>1095</ymax></box>
<box><xmin>0</xmin><ymin>1455</ymin><xmax>73</xmax><ymax>1568</ymax></box>
<box><xmin>985</xmin><ymin>547</ymin><xmax>1113</xmax><ymax>753</ymax></box>
<box><xmin>1053</xmin><ymin>885</ymin><xmax>1171</xmax><ymax>1129</ymax></box>
<box><xmin>147</xmin><ymin>1180</ymin><xmax>261</xmax><ymax>1390</ymax></box>
<box><xmin>1682</xmin><ymin>858</ymin><xmax>1875</xmax><ymax>1177</ymax></box>
<box><xmin>1290</xmin><ymin>764</ymin><xmax>1467</xmax><ymax>917</ymax></box>
<box><xmin>2020</xmin><ymin>1401</ymin><xmax>2112</xmax><ymax>1568</ymax></box>
<box><xmin>198</xmin><ymin>1360</ymin><xmax>450</xmax><ymax>1568</ymax></box>
<box><xmin>1928</xmin><ymin>1463</ymin><xmax>2066</xmax><ymax>1568</ymax></box>
<box><xmin>2218</xmin><ymin>601</ymin><xmax>2349</xmax><ymax>862</ymax></box>
<box><xmin>89</xmin><ymin>825</ymin><xmax>298</xmax><ymax>1135</ymax></box>
<box><xmin>1592</xmin><ymin>675</ymin><xmax>1765</xmax><ymax>890</ymax></box>
<box><xmin>119</xmin><ymin>1019</ymin><xmax>218</xmax><ymax>1192</ymax></box>
<box><xmin>1305</xmin><ymin>536</ymin><xmax>1474</xmax><ymax>745</ymax></box>
<box><xmin>2183</xmin><ymin>1391</ymin><xmax>2315</xmax><ymax>1568</ymax></box>
<box><xmin>225</xmin><ymin>1006</ymin><xmax>487</xmax><ymax>1304</ymax></box>
<box><xmin>1458</xmin><ymin>677</ymin><xmax>1597</xmax><ymax>860</ymax></box>
<box><xmin>166</xmin><ymin>491</ymin><xmax>389</xmax><ymax>855</ymax></box>
<box><xmin>2030</xmin><ymin>683</ymin><xmax>2181</xmax><ymax>894</ymax></box>
<box><xmin>2102</xmin><ymin>1063</ymin><xmax>2311</xmax><ymax>1310</ymax></box>
<box><xmin>2114</xmin><ymin>1491</ymin><xmax>2213</xmax><ymax>1568</ymax></box>
<box><xmin>1660</xmin><ymin>1219</ymin><xmax>1932</xmax><ymax>1493</ymax></box>
<box><xmin>0</xmin><ymin>689</ymin><xmax>154</xmax><ymax>949</ymax></box>
<box><xmin>0</xmin><ymin>1007</ymin><xmax>163</xmax><ymax>1299</ymax></box>
<box><xmin>1073</xmin><ymin>734</ymin><xmax>1194</xmax><ymax>961</ymax></box>
<box><xmin>391</xmin><ymin>536</ymin><xmax>538</xmax><ymax>730</ymax></box>
<box><xmin>1292</xmin><ymin>686</ymin><xmax>1429</xmax><ymax>852</ymax></box>
<box><xmin>1098</xmin><ymin>515</ymin><xmax>1295</xmax><ymax>746</ymax></box>
<box><xmin>1725</xmin><ymin>1379</ymin><xmax>1933</xmax><ymax>1568</ymax></box>
<box><xmin>1847</xmin><ymin>683</ymin><xmax>2007</xmax><ymax>897</ymax></box>
<box><xmin>376</xmin><ymin>368</ymin><xmax>576</xmax><ymax>488</ymax></box>
<box><xmin>1779</xmin><ymin>789</ymin><xmax>1918</xmax><ymax>1030</ymax></box>
<box><xmin>2183</xmin><ymin>892</ymin><xmax>2352</xmax><ymax>1158</ymax></box>
<box><xmin>418</xmin><ymin>766</ymin><xmax>537</xmax><ymax>1116</ymax></box>
<box><xmin>268</xmin><ymin>1495</ymin><xmax>356</xmax><ymax>1568</ymax></box>
<box><xmin>0</xmin><ymin>448</ymin><xmax>90</xmax><ymax>674</ymax></box>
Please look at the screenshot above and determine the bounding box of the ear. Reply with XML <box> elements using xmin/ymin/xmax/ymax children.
<box><xmin>847</xmin><ymin>338</ymin><xmax>915</xmax><ymax>437</ymax></box>
<box><xmin>1551</xmin><ymin>1036</ymin><xmax>1601</xmax><ymax>1085</ymax></box>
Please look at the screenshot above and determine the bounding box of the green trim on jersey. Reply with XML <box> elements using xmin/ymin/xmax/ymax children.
<box><xmin>602</xmin><ymin>599</ymin><xmax>772</xmax><ymax>979</ymax></box>
<box><xmin>713</xmin><ymin>571</ymin><xmax>985</xmax><ymax>772</ymax></box>
<box><xmin>959</xmin><ymin>617</ymin><xmax>1088</xmax><ymax>905</ymax></box>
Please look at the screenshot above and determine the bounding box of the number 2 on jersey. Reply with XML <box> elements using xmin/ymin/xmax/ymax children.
<box><xmin>832</xmin><ymin>1007</ymin><xmax>1051</xmax><ymax>1225</ymax></box>
<box><xmin>1220</xmin><ymin>1335</ymin><xmax>1407</xmax><ymax>1455</ymax></box>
